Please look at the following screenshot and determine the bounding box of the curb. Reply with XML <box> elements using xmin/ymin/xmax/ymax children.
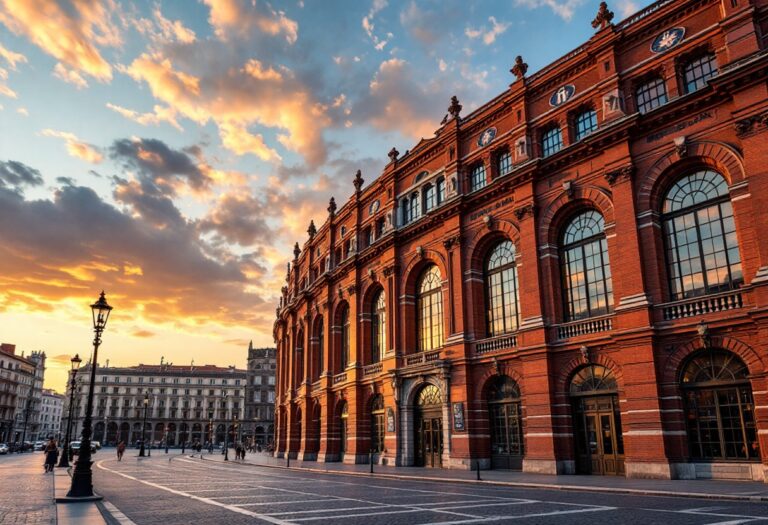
<box><xmin>192</xmin><ymin>455</ymin><xmax>768</xmax><ymax>503</ymax></box>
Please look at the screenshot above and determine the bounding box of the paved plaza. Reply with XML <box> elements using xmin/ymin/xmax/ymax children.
<box><xmin>3</xmin><ymin>451</ymin><xmax>768</xmax><ymax>524</ymax></box>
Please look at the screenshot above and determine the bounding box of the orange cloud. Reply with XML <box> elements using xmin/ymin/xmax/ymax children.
<box><xmin>203</xmin><ymin>0</ymin><xmax>298</xmax><ymax>44</ymax></box>
<box><xmin>53</xmin><ymin>63</ymin><xmax>88</xmax><ymax>89</ymax></box>
<box><xmin>0</xmin><ymin>43</ymin><xmax>26</xmax><ymax>69</ymax></box>
<box><xmin>106</xmin><ymin>102</ymin><xmax>183</xmax><ymax>131</ymax></box>
<box><xmin>0</xmin><ymin>0</ymin><xmax>121</xmax><ymax>82</ymax></box>
<box><xmin>41</xmin><ymin>129</ymin><xmax>103</xmax><ymax>163</ymax></box>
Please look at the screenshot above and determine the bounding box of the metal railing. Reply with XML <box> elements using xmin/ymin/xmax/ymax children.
<box><xmin>475</xmin><ymin>334</ymin><xmax>517</xmax><ymax>355</ymax></box>
<box><xmin>659</xmin><ymin>290</ymin><xmax>743</xmax><ymax>321</ymax></box>
<box><xmin>362</xmin><ymin>363</ymin><xmax>383</xmax><ymax>377</ymax></box>
<box><xmin>404</xmin><ymin>350</ymin><xmax>441</xmax><ymax>367</ymax></box>
<box><xmin>556</xmin><ymin>315</ymin><xmax>613</xmax><ymax>340</ymax></box>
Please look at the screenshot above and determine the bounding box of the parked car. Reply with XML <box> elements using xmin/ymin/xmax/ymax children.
<box><xmin>0</xmin><ymin>443</ymin><xmax>8</xmax><ymax>454</ymax></box>
<box><xmin>69</xmin><ymin>441</ymin><xmax>97</xmax><ymax>455</ymax></box>
<box><xmin>92</xmin><ymin>441</ymin><xmax>102</xmax><ymax>450</ymax></box>
<box><xmin>34</xmin><ymin>441</ymin><xmax>45</xmax><ymax>451</ymax></box>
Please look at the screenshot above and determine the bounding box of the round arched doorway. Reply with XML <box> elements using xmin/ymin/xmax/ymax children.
<box><xmin>414</xmin><ymin>384</ymin><xmax>443</xmax><ymax>468</ymax></box>
<box><xmin>487</xmin><ymin>375</ymin><xmax>523</xmax><ymax>469</ymax></box>
<box><xmin>681</xmin><ymin>350</ymin><xmax>759</xmax><ymax>461</ymax></box>
<box><xmin>570</xmin><ymin>364</ymin><xmax>624</xmax><ymax>475</ymax></box>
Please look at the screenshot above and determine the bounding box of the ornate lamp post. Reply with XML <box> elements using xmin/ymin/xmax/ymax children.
<box><xmin>223</xmin><ymin>390</ymin><xmax>229</xmax><ymax>461</ymax></box>
<box><xmin>139</xmin><ymin>393</ymin><xmax>149</xmax><ymax>457</ymax></box>
<box><xmin>57</xmin><ymin>354</ymin><xmax>81</xmax><ymax>468</ymax></box>
<box><xmin>66</xmin><ymin>291</ymin><xmax>112</xmax><ymax>499</ymax></box>
<box><xmin>164</xmin><ymin>424</ymin><xmax>169</xmax><ymax>454</ymax></box>
<box><xmin>181</xmin><ymin>397</ymin><xmax>189</xmax><ymax>454</ymax></box>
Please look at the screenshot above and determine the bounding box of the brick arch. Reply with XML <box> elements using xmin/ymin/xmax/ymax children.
<box><xmin>555</xmin><ymin>353</ymin><xmax>625</xmax><ymax>395</ymax></box>
<box><xmin>466</xmin><ymin>220</ymin><xmax>522</xmax><ymax>271</ymax></box>
<box><xmin>404</xmin><ymin>377</ymin><xmax>445</xmax><ymax>406</ymax></box>
<box><xmin>401</xmin><ymin>251</ymin><xmax>449</xmax><ymax>296</ymax></box>
<box><xmin>539</xmin><ymin>185</ymin><xmax>615</xmax><ymax>245</ymax></box>
<box><xmin>359</xmin><ymin>279</ymin><xmax>386</xmax><ymax>312</ymax></box>
<box><xmin>477</xmin><ymin>365</ymin><xmax>525</xmax><ymax>400</ymax></box>
<box><xmin>332</xmin><ymin>299</ymin><xmax>350</xmax><ymax>326</ymax></box>
<box><xmin>661</xmin><ymin>335</ymin><xmax>764</xmax><ymax>385</ymax></box>
<box><xmin>638</xmin><ymin>141</ymin><xmax>746</xmax><ymax>212</ymax></box>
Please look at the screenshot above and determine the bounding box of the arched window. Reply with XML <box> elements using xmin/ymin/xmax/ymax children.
<box><xmin>370</xmin><ymin>395</ymin><xmax>385</xmax><ymax>453</ymax></box>
<box><xmin>295</xmin><ymin>329</ymin><xmax>304</xmax><ymax>384</ymax></box>
<box><xmin>424</xmin><ymin>183</ymin><xmax>436</xmax><ymax>212</ymax></box>
<box><xmin>663</xmin><ymin>170</ymin><xmax>742</xmax><ymax>300</ymax></box>
<box><xmin>681</xmin><ymin>350</ymin><xmax>758</xmax><ymax>460</ymax></box>
<box><xmin>560</xmin><ymin>210</ymin><xmax>613</xmax><ymax>320</ymax></box>
<box><xmin>340</xmin><ymin>305</ymin><xmax>350</xmax><ymax>370</ymax></box>
<box><xmin>570</xmin><ymin>364</ymin><xmax>617</xmax><ymax>395</ymax></box>
<box><xmin>417</xmin><ymin>266</ymin><xmax>443</xmax><ymax>352</ymax></box>
<box><xmin>371</xmin><ymin>290</ymin><xmax>386</xmax><ymax>363</ymax></box>
<box><xmin>315</xmin><ymin>318</ymin><xmax>324</xmax><ymax>379</ymax></box>
<box><xmin>485</xmin><ymin>240</ymin><xmax>520</xmax><ymax>336</ymax></box>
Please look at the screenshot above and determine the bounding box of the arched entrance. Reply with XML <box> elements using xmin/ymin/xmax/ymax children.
<box><xmin>570</xmin><ymin>364</ymin><xmax>624</xmax><ymax>475</ymax></box>
<box><xmin>681</xmin><ymin>350</ymin><xmax>759</xmax><ymax>460</ymax></box>
<box><xmin>338</xmin><ymin>402</ymin><xmax>348</xmax><ymax>458</ymax></box>
<box><xmin>414</xmin><ymin>384</ymin><xmax>443</xmax><ymax>468</ymax></box>
<box><xmin>487</xmin><ymin>375</ymin><xmax>523</xmax><ymax>470</ymax></box>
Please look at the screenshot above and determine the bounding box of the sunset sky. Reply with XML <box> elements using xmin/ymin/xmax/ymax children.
<box><xmin>0</xmin><ymin>0</ymin><xmax>646</xmax><ymax>393</ymax></box>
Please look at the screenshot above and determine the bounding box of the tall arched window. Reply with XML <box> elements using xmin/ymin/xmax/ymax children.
<box><xmin>340</xmin><ymin>305</ymin><xmax>350</xmax><ymax>370</ymax></box>
<box><xmin>417</xmin><ymin>266</ymin><xmax>443</xmax><ymax>351</ymax></box>
<box><xmin>485</xmin><ymin>240</ymin><xmax>520</xmax><ymax>336</ymax></box>
<box><xmin>316</xmin><ymin>318</ymin><xmax>324</xmax><ymax>379</ymax></box>
<box><xmin>663</xmin><ymin>170</ymin><xmax>742</xmax><ymax>300</ymax></box>
<box><xmin>370</xmin><ymin>395</ymin><xmax>385</xmax><ymax>453</ymax></box>
<box><xmin>682</xmin><ymin>350</ymin><xmax>758</xmax><ymax>460</ymax></box>
<box><xmin>371</xmin><ymin>290</ymin><xmax>386</xmax><ymax>363</ymax></box>
<box><xmin>295</xmin><ymin>329</ymin><xmax>304</xmax><ymax>384</ymax></box>
<box><xmin>561</xmin><ymin>210</ymin><xmax>613</xmax><ymax>320</ymax></box>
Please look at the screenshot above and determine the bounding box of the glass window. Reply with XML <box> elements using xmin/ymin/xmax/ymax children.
<box><xmin>295</xmin><ymin>330</ymin><xmax>304</xmax><ymax>383</ymax></box>
<box><xmin>340</xmin><ymin>305</ymin><xmax>350</xmax><ymax>370</ymax></box>
<box><xmin>485</xmin><ymin>240</ymin><xmax>520</xmax><ymax>336</ymax></box>
<box><xmin>497</xmin><ymin>151</ymin><xmax>512</xmax><ymax>177</ymax></box>
<box><xmin>424</xmin><ymin>183</ymin><xmax>436</xmax><ymax>212</ymax></box>
<box><xmin>409</xmin><ymin>192</ymin><xmax>420</xmax><ymax>221</ymax></box>
<box><xmin>315</xmin><ymin>318</ymin><xmax>324</xmax><ymax>380</ymax></box>
<box><xmin>635</xmin><ymin>77</ymin><xmax>668</xmax><ymax>114</ymax></box>
<box><xmin>684</xmin><ymin>53</ymin><xmax>718</xmax><ymax>94</ymax></box>
<box><xmin>417</xmin><ymin>266</ymin><xmax>443</xmax><ymax>352</ymax></box>
<box><xmin>663</xmin><ymin>170</ymin><xmax>742</xmax><ymax>300</ymax></box>
<box><xmin>436</xmin><ymin>177</ymin><xmax>446</xmax><ymax>204</ymax></box>
<box><xmin>401</xmin><ymin>199</ymin><xmax>410</xmax><ymax>225</ymax></box>
<box><xmin>560</xmin><ymin>210</ymin><xmax>614</xmax><ymax>320</ymax></box>
<box><xmin>541</xmin><ymin>127</ymin><xmax>563</xmax><ymax>157</ymax></box>
<box><xmin>370</xmin><ymin>395</ymin><xmax>385</xmax><ymax>453</ymax></box>
<box><xmin>470</xmin><ymin>164</ymin><xmax>486</xmax><ymax>192</ymax></box>
<box><xmin>371</xmin><ymin>290</ymin><xmax>386</xmax><ymax>363</ymax></box>
<box><xmin>682</xmin><ymin>350</ymin><xmax>758</xmax><ymax>461</ymax></box>
<box><xmin>574</xmin><ymin>109</ymin><xmax>598</xmax><ymax>141</ymax></box>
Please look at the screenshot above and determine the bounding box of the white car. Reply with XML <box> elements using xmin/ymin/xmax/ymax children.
<box><xmin>34</xmin><ymin>441</ymin><xmax>45</xmax><ymax>451</ymax></box>
<box><xmin>0</xmin><ymin>443</ymin><xmax>8</xmax><ymax>454</ymax></box>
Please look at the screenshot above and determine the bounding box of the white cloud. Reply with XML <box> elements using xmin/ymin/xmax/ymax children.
<box><xmin>53</xmin><ymin>63</ymin><xmax>89</xmax><ymax>89</ymax></box>
<box><xmin>0</xmin><ymin>43</ymin><xmax>26</xmax><ymax>70</ymax></box>
<box><xmin>362</xmin><ymin>0</ymin><xmax>390</xmax><ymax>50</ymax></box>
<box><xmin>106</xmin><ymin>102</ymin><xmax>183</xmax><ymax>131</ymax></box>
<box><xmin>41</xmin><ymin>129</ymin><xmax>103</xmax><ymax>163</ymax></box>
<box><xmin>16</xmin><ymin>106</ymin><xmax>27</xmax><ymax>116</ymax></box>
<box><xmin>465</xmin><ymin>16</ymin><xmax>510</xmax><ymax>45</ymax></box>
<box><xmin>438</xmin><ymin>59</ymin><xmax>447</xmax><ymax>72</ymax></box>
<box><xmin>513</xmin><ymin>0</ymin><xmax>586</xmax><ymax>22</ymax></box>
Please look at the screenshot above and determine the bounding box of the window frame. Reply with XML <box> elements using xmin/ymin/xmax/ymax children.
<box><xmin>541</xmin><ymin>126</ymin><xmax>563</xmax><ymax>158</ymax></box>
<box><xmin>484</xmin><ymin>240</ymin><xmax>521</xmax><ymax>337</ymax></box>
<box><xmin>469</xmin><ymin>163</ymin><xmax>487</xmax><ymax>192</ymax></box>
<box><xmin>635</xmin><ymin>75</ymin><xmax>668</xmax><ymax>114</ymax></box>
<box><xmin>682</xmin><ymin>52</ymin><xmax>718</xmax><ymax>94</ymax></box>
<box><xmin>573</xmin><ymin>108</ymin><xmax>598</xmax><ymax>141</ymax></box>
<box><xmin>417</xmin><ymin>266</ymin><xmax>444</xmax><ymax>352</ymax></box>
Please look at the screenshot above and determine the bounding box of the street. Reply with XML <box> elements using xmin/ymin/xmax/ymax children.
<box><xmin>88</xmin><ymin>453</ymin><xmax>768</xmax><ymax>525</ymax></box>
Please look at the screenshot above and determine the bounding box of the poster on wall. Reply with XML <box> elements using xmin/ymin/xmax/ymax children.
<box><xmin>452</xmin><ymin>402</ymin><xmax>465</xmax><ymax>431</ymax></box>
<box><xmin>386</xmin><ymin>407</ymin><xmax>395</xmax><ymax>432</ymax></box>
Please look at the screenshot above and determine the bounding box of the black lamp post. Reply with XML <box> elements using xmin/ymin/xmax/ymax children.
<box><xmin>181</xmin><ymin>398</ymin><xmax>188</xmax><ymax>454</ymax></box>
<box><xmin>57</xmin><ymin>354</ymin><xmax>81</xmax><ymax>468</ymax></box>
<box><xmin>139</xmin><ymin>394</ymin><xmax>149</xmax><ymax>457</ymax></box>
<box><xmin>66</xmin><ymin>291</ymin><xmax>112</xmax><ymax>499</ymax></box>
<box><xmin>164</xmin><ymin>425</ymin><xmax>169</xmax><ymax>454</ymax></box>
<box><xmin>223</xmin><ymin>391</ymin><xmax>229</xmax><ymax>461</ymax></box>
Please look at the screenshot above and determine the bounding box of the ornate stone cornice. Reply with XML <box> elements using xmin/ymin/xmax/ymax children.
<box><xmin>735</xmin><ymin>111</ymin><xmax>768</xmax><ymax>138</ymax></box>
<box><xmin>442</xmin><ymin>234</ymin><xmax>461</xmax><ymax>250</ymax></box>
<box><xmin>603</xmin><ymin>164</ymin><xmax>634</xmax><ymax>186</ymax></box>
<box><xmin>513</xmin><ymin>203</ymin><xmax>534</xmax><ymax>221</ymax></box>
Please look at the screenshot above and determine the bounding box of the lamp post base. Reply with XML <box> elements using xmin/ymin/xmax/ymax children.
<box><xmin>56</xmin><ymin>494</ymin><xmax>103</xmax><ymax>503</ymax></box>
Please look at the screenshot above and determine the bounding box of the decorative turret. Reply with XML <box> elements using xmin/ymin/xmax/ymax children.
<box><xmin>293</xmin><ymin>242</ymin><xmax>300</xmax><ymax>260</ymax></box>
<box><xmin>353</xmin><ymin>169</ymin><xmax>364</xmax><ymax>192</ymax></box>
<box><xmin>388</xmin><ymin>147</ymin><xmax>399</xmax><ymax>163</ymax></box>
<box><xmin>328</xmin><ymin>196</ymin><xmax>337</xmax><ymax>216</ymax></box>
<box><xmin>307</xmin><ymin>220</ymin><xmax>317</xmax><ymax>239</ymax></box>
<box><xmin>511</xmin><ymin>55</ymin><xmax>528</xmax><ymax>82</ymax></box>
<box><xmin>591</xmin><ymin>2</ymin><xmax>614</xmax><ymax>30</ymax></box>
<box><xmin>448</xmin><ymin>95</ymin><xmax>462</xmax><ymax>120</ymax></box>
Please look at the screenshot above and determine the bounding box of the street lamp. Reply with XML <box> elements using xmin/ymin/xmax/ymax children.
<box><xmin>57</xmin><ymin>354</ymin><xmax>81</xmax><ymax>468</ymax></box>
<box><xmin>223</xmin><ymin>390</ymin><xmax>229</xmax><ymax>461</ymax></box>
<box><xmin>66</xmin><ymin>291</ymin><xmax>112</xmax><ymax>499</ymax></box>
<box><xmin>164</xmin><ymin>424</ymin><xmax>169</xmax><ymax>454</ymax></box>
<box><xmin>181</xmin><ymin>397</ymin><xmax>189</xmax><ymax>454</ymax></box>
<box><xmin>139</xmin><ymin>393</ymin><xmax>149</xmax><ymax>457</ymax></box>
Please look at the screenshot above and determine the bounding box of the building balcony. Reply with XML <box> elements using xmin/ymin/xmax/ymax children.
<box><xmin>474</xmin><ymin>334</ymin><xmax>518</xmax><ymax>356</ymax></box>
<box><xmin>554</xmin><ymin>314</ymin><xmax>614</xmax><ymax>341</ymax></box>
<box><xmin>362</xmin><ymin>362</ymin><xmax>383</xmax><ymax>377</ymax></box>
<box><xmin>403</xmin><ymin>350</ymin><xmax>441</xmax><ymax>368</ymax></box>
<box><xmin>657</xmin><ymin>289</ymin><xmax>744</xmax><ymax>322</ymax></box>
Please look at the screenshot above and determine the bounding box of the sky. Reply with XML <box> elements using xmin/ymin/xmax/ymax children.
<box><xmin>0</xmin><ymin>0</ymin><xmax>648</xmax><ymax>393</ymax></box>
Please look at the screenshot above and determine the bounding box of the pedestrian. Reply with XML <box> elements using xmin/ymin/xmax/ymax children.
<box><xmin>117</xmin><ymin>441</ymin><xmax>126</xmax><ymax>461</ymax></box>
<box><xmin>43</xmin><ymin>438</ymin><xmax>58</xmax><ymax>473</ymax></box>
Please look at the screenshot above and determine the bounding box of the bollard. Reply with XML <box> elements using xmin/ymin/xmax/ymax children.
<box><xmin>287</xmin><ymin>456</ymin><xmax>290</xmax><ymax>468</ymax></box>
<box><xmin>476</xmin><ymin>460</ymin><xmax>481</xmax><ymax>481</ymax></box>
<box><xmin>369</xmin><ymin>451</ymin><xmax>373</xmax><ymax>474</ymax></box>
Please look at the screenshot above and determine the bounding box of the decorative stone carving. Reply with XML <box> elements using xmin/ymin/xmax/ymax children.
<box><xmin>383</xmin><ymin>265</ymin><xmax>395</xmax><ymax>278</ymax></box>
<box><xmin>591</xmin><ymin>1</ymin><xmax>614</xmax><ymax>30</ymax></box>
<box><xmin>603</xmin><ymin>165</ymin><xmax>634</xmax><ymax>185</ymax></box>
<box><xmin>602</xmin><ymin>88</ymin><xmax>624</xmax><ymax>118</ymax></box>
<box><xmin>346</xmin><ymin>284</ymin><xmax>357</xmax><ymax>296</ymax></box>
<box><xmin>580</xmin><ymin>345</ymin><xmax>590</xmax><ymax>362</ymax></box>
<box><xmin>513</xmin><ymin>204</ymin><xmax>534</xmax><ymax>221</ymax></box>
<box><xmin>448</xmin><ymin>95</ymin><xmax>462</xmax><ymax>120</ymax></box>
<box><xmin>416</xmin><ymin>246</ymin><xmax>424</xmax><ymax>259</ymax></box>
<box><xmin>293</xmin><ymin>242</ymin><xmax>301</xmax><ymax>260</ymax></box>
<box><xmin>735</xmin><ymin>111</ymin><xmax>768</xmax><ymax>137</ymax></box>
<box><xmin>353</xmin><ymin>169</ymin><xmax>364</xmax><ymax>192</ymax></box>
<box><xmin>562</xmin><ymin>180</ymin><xmax>575</xmax><ymax>199</ymax></box>
<box><xmin>388</xmin><ymin>147</ymin><xmax>399</xmax><ymax>163</ymax></box>
<box><xmin>368</xmin><ymin>267</ymin><xmax>376</xmax><ymax>280</ymax></box>
<box><xmin>492</xmin><ymin>357</ymin><xmax>502</xmax><ymax>376</ymax></box>
<box><xmin>483</xmin><ymin>214</ymin><xmax>493</xmax><ymax>228</ymax></box>
<box><xmin>510</xmin><ymin>55</ymin><xmax>528</xmax><ymax>82</ymax></box>
<box><xmin>307</xmin><ymin>220</ymin><xmax>317</xmax><ymax>239</ymax></box>
<box><xmin>442</xmin><ymin>234</ymin><xmax>461</xmax><ymax>250</ymax></box>
<box><xmin>515</xmin><ymin>135</ymin><xmax>529</xmax><ymax>161</ymax></box>
<box><xmin>674</xmin><ymin>136</ymin><xmax>688</xmax><ymax>158</ymax></box>
<box><xmin>327</xmin><ymin>196</ymin><xmax>337</xmax><ymax>216</ymax></box>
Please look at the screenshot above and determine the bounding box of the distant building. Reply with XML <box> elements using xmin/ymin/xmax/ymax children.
<box><xmin>40</xmin><ymin>389</ymin><xmax>64</xmax><ymax>440</ymax></box>
<box><xmin>64</xmin><ymin>360</ymin><xmax>246</xmax><ymax>447</ymax></box>
<box><xmin>244</xmin><ymin>342</ymin><xmax>276</xmax><ymax>446</ymax></box>
<box><xmin>0</xmin><ymin>344</ymin><xmax>45</xmax><ymax>443</ymax></box>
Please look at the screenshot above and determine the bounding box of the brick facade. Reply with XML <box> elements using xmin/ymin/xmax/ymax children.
<box><xmin>274</xmin><ymin>0</ymin><xmax>768</xmax><ymax>481</ymax></box>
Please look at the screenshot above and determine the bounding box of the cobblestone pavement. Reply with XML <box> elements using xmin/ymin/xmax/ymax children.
<box><xmin>0</xmin><ymin>453</ymin><xmax>56</xmax><ymax>525</ymax></box>
<box><xmin>92</xmin><ymin>454</ymin><xmax>768</xmax><ymax>524</ymax></box>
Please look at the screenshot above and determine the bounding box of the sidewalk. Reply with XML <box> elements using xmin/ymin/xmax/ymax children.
<box><xmin>53</xmin><ymin>468</ymin><xmax>108</xmax><ymax>525</ymax></box>
<box><xmin>0</xmin><ymin>452</ymin><xmax>55</xmax><ymax>525</ymax></box>
<box><xmin>193</xmin><ymin>449</ymin><xmax>768</xmax><ymax>502</ymax></box>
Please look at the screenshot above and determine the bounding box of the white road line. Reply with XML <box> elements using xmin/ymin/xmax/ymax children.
<box><xmin>434</xmin><ymin>500</ymin><xmax>539</xmax><ymax>511</ymax></box>
<box><xmin>700</xmin><ymin>521</ymin><xmax>763</xmax><ymax>525</ymax></box>
<box><xmin>96</xmin><ymin>461</ymin><xmax>293</xmax><ymax>525</ymax></box>
<box><xmin>414</xmin><ymin>506</ymin><xmax>616</xmax><ymax>525</ymax></box>
<box><xmin>102</xmin><ymin>501</ymin><xmax>138</xmax><ymax>525</ymax></box>
<box><xmin>290</xmin><ymin>508</ymin><xmax>426</xmax><ymax>521</ymax></box>
<box><xmin>233</xmin><ymin>499</ymin><xmax>337</xmax><ymax>507</ymax></box>
<box><xmin>265</xmin><ymin>506</ymin><xmax>389</xmax><ymax>517</ymax></box>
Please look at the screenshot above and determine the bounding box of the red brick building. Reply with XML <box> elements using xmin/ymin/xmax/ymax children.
<box><xmin>273</xmin><ymin>0</ymin><xmax>768</xmax><ymax>480</ymax></box>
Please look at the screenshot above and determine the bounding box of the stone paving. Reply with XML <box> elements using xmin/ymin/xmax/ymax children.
<box><xmin>0</xmin><ymin>453</ymin><xmax>56</xmax><ymax>525</ymax></box>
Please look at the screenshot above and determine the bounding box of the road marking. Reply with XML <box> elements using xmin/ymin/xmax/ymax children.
<box><xmin>414</xmin><ymin>506</ymin><xmax>616</xmax><ymax>524</ymax></box>
<box><xmin>266</xmin><ymin>506</ymin><xmax>389</xmax><ymax>517</ymax></box>
<box><xmin>102</xmin><ymin>501</ymin><xmax>138</xmax><ymax>525</ymax></box>
<box><xmin>233</xmin><ymin>498</ymin><xmax>336</xmax><ymax>507</ymax></box>
<box><xmin>290</xmin><ymin>508</ymin><xmax>426</xmax><ymax>521</ymax></box>
<box><xmin>96</xmin><ymin>461</ymin><xmax>293</xmax><ymax>525</ymax></box>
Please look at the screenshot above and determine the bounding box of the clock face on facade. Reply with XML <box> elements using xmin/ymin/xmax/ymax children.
<box><xmin>651</xmin><ymin>27</ymin><xmax>685</xmax><ymax>53</ymax></box>
<box><xmin>477</xmin><ymin>127</ymin><xmax>497</xmax><ymax>147</ymax></box>
<box><xmin>549</xmin><ymin>85</ymin><xmax>576</xmax><ymax>107</ymax></box>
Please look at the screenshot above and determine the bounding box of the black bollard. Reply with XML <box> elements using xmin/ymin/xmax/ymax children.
<box><xmin>476</xmin><ymin>460</ymin><xmax>481</xmax><ymax>481</ymax></box>
<box><xmin>287</xmin><ymin>455</ymin><xmax>290</xmax><ymax>468</ymax></box>
<box><xmin>369</xmin><ymin>450</ymin><xmax>374</xmax><ymax>474</ymax></box>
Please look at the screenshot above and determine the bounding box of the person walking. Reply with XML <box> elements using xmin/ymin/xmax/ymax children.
<box><xmin>43</xmin><ymin>438</ymin><xmax>58</xmax><ymax>473</ymax></box>
<box><xmin>117</xmin><ymin>441</ymin><xmax>126</xmax><ymax>461</ymax></box>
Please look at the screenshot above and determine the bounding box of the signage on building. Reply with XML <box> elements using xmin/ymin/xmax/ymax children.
<box><xmin>452</xmin><ymin>402</ymin><xmax>465</xmax><ymax>431</ymax></box>
<box><xmin>549</xmin><ymin>85</ymin><xmax>575</xmax><ymax>107</ymax></box>
<box><xmin>651</xmin><ymin>27</ymin><xmax>685</xmax><ymax>53</ymax></box>
<box><xmin>477</xmin><ymin>127</ymin><xmax>497</xmax><ymax>148</ymax></box>
<box><xmin>386</xmin><ymin>408</ymin><xmax>395</xmax><ymax>432</ymax></box>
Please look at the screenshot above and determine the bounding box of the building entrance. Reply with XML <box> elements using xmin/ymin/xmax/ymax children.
<box><xmin>414</xmin><ymin>384</ymin><xmax>442</xmax><ymax>468</ymax></box>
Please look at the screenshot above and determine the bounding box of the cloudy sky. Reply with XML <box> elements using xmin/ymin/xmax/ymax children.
<box><xmin>0</xmin><ymin>0</ymin><xmax>646</xmax><ymax>392</ymax></box>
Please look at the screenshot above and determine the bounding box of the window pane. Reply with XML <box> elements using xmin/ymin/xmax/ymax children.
<box><xmin>684</xmin><ymin>54</ymin><xmax>718</xmax><ymax>94</ymax></box>
<box><xmin>542</xmin><ymin>127</ymin><xmax>563</xmax><ymax>157</ymax></box>
<box><xmin>470</xmin><ymin>164</ymin><xmax>486</xmax><ymax>192</ymax></box>
<box><xmin>485</xmin><ymin>241</ymin><xmax>520</xmax><ymax>336</ymax></box>
<box><xmin>574</xmin><ymin>110</ymin><xmax>598</xmax><ymax>141</ymax></box>
<box><xmin>497</xmin><ymin>151</ymin><xmax>513</xmax><ymax>177</ymax></box>
<box><xmin>636</xmin><ymin>77</ymin><xmax>668</xmax><ymax>114</ymax></box>
<box><xmin>418</xmin><ymin>266</ymin><xmax>443</xmax><ymax>351</ymax></box>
